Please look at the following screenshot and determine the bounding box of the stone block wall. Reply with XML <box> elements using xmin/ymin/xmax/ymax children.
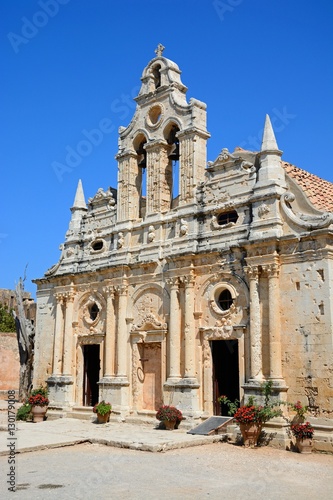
<box><xmin>0</xmin><ymin>332</ymin><xmax>19</xmax><ymax>399</ymax></box>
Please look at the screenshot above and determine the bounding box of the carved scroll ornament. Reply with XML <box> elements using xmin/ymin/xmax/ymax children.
<box><xmin>281</xmin><ymin>192</ymin><xmax>333</xmax><ymax>230</ymax></box>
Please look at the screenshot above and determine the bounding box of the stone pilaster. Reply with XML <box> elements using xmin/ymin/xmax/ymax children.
<box><xmin>178</xmin><ymin>128</ymin><xmax>208</xmax><ymax>205</ymax></box>
<box><xmin>245</xmin><ymin>265</ymin><xmax>263</xmax><ymax>381</ymax></box>
<box><xmin>183</xmin><ymin>273</ymin><xmax>197</xmax><ymax>381</ymax></box>
<box><xmin>115</xmin><ymin>283</ymin><xmax>128</xmax><ymax>380</ymax></box>
<box><xmin>62</xmin><ymin>292</ymin><xmax>74</xmax><ymax>376</ymax></box>
<box><xmin>264</xmin><ymin>263</ymin><xmax>284</xmax><ymax>382</ymax></box>
<box><xmin>103</xmin><ymin>286</ymin><xmax>115</xmax><ymax>377</ymax></box>
<box><xmin>116</xmin><ymin>150</ymin><xmax>139</xmax><ymax>221</ymax></box>
<box><xmin>52</xmin><ymin>293</ymin><xmax>65</xmax><ymax>376</ymax></box>
<box><xmin>166</xmin><ymin>278</ymin><xmax>181</xmax><ymax>382</ymax></box>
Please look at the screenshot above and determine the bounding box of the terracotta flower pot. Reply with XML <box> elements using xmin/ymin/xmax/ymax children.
<box><xmin>296</xmin><ymin>438</ymin><xmax>313</xmax><ymax>453</ymax></box>
<box><xmin>31</xmin><ymin>405</ymin><xmax>47</xmax><ymax>423</ymax></box>
<box><xmin>164</xmin><ymin>420</ymin><xmax>176</xmax><ymax>430</ymax></box>
<box><xmin>97</xmin><ymin>412</ymin><xmax>110</xmax><ymax>424</ymax></box>
<box><xmin>239</xmin><ymin>423</ymin><xmax>262</xmax><ymax>447</ymax></box>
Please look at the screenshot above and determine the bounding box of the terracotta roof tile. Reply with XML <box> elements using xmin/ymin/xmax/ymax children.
<box><xmin>282</xmin><ymin>161</ymin><xmax>333</xmax><ymax>213</ymax></box>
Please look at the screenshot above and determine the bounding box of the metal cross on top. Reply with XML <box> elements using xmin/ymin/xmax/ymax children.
<box><xmin>155</xmin><ymin>43</ymin><xmax>165</xmax><ymax>57</ymax></box>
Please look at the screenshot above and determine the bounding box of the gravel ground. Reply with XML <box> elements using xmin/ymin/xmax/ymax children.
<box><xmin>1</xmin><ymin>442</ymin><xmax>333</xmax><ymax>499</ymax></box>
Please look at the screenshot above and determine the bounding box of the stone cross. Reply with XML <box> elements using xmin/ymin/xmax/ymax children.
<box><xmin>155</xmin><ymin>43</ymin><xmax>165</xmax><ymax>57</ymax></box>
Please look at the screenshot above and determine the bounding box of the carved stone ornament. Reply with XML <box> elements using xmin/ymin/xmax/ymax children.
<box><xmin>88</xmin><ymin>187</ymin><xmax>116</xmax><ymax>207</ymax></box>
<box><xmin>45</xmin><ymin>244</ymin><xmax>65</xmax><ymax>276</ymax></box>
<box><xmin>179</xmin><ymin>219</ymin><xmax>188</xmax><ymax>236</ymax></box>
<box><xmin>148</xmin><ymin>226</ymin><xmax>156</xmax><ymax>242</ymax></box>
<box><xmin>78</xmin><ymin>333</ymin><xmax>105</xmax><ymax>345</ymax></box>
<box><xmin>130</xmin><ymin>313</ymin><xmax>167</xmax><ymax>332</ymax></box>
<box><xmin>117</xmin><ymin>232</ymin><xmax>124</xmax><ymax>248</ymax></box>
<box><xmin>281</xmin><ymin>192</ymin><xmax>333</xmax><ymax>229</ymax></box>
<box><xmin>258</xmin><ymin>203</ymin><xmax>270</xmax><ymax>218</ymax></box>
<box><xmin>200</xmin><ymin>320</ymin><xmax>235</xmax><ymax>340</ymax></box>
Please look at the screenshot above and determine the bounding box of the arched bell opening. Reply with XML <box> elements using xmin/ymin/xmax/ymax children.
<box><xmin>133</xmin><ymin>133</ymin><xmax>148</xmax><ymax>218</ymax></box>
<box><xmin>164</xmin><ymin>123</ymin><xmax>180</xmax><ymax>208</ymax></box>
<box><xmin>151</xmin><ymin>64</ymin><xmax>161</xmax><ymax>89</ymax></box>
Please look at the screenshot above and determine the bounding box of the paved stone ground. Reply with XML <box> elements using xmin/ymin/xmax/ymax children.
<box><xmin>1</xmin><ymin>441</ymin><xmax>333</xmax><ymax>499</ymax></box>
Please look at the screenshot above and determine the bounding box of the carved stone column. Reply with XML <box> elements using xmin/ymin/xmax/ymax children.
<box><xmin>52</xmin><ymin>293</ymin><xmax>65</xmax><ymax>376</ymax></box>
<box><xmin>265</xmin><ymin>264</ymin><xmax>283</xmax><ymax>380</ymax></box>
<box><xmin>116</xmin><ymin>283</ymin><xmax>128</xmax><ymax>379</ymax></box>
<box><xmin>184</xmin><ymin>273</ymin><xmax>196</xmax><ymax>380</ymax></box>
<box><xmin>145</xmin><ymin>141</ymin><xmax>171</xmax><ymax>215</ymax></box>
<box><xmin>245</xmin><ymin>266</ymin><xmax>263</xmax><ymax>381</ymax></box>
<box><xmin>116</xmin><ymin>151</ymin><xmax>139</xmax><ymax>221</ymax></box>
<box><xmin>104</xmin><ymin>287</ymin><xmax>115</xmax><ymax>377</ymax></box>
<box><xmin>166</xmin><ymin>278</ymin><xmax>181</xmax><ymax>381</ymax></box>
<box><xmin>62</xmin><ymin>292</ymin><xmax>74</xmax><ymax>376</ymax></box>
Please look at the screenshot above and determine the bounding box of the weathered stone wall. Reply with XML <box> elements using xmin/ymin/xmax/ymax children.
<box><xmin>0</xmin><ymin>332</ymin><xmax>19</xmax><ymax>399</ymax></box>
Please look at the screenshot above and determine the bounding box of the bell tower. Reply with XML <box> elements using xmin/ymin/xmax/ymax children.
<box><xmin>116</xmin><ymin>45</ymin><xmax>210</xmax><ymax>222</ymax></box>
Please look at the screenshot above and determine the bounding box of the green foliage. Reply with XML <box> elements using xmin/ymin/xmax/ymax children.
<box><xmin>93</xmin><ymin>401</ymin><xmax>112</xmax><ymax>415</ymax></box>
<box><xmin>30</xmin><ymin>385</ymin><xmax>48</xmax><ymax>398</ymax></box>
<box><xmin>16</xmin><ymin>403</ymin><xmax>32</xmax><ymax>421</ymax></box>
<box><xmin>0</xmin><ymin>303</ymin><xmax>16</xmax><ymax>332</ymax></box>
<box><xmin>218</xmin><ymin>381</ymin><xmax>283</xmax><ymax>425</ymax></box>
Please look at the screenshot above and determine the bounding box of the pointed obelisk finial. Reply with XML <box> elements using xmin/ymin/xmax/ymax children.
<box><xmin>261</xmin><ymin>114</ymin><xmax>279</xmax><ymax>152</ymax></box>
<box><xmin>72</xmin><ymin>179</ymin><xmax>87</xmax><ymax>210</ymax></box>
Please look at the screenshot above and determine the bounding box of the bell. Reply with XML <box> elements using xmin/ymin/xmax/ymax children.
<box><xmin>168</xmin><ymin>142</ymin><xmax>180</xmax><ymax>161</ymax></box>
<box><xmin>137</xmin><ymin>153</ymin><xmax>146</xmax><ymax>168</ymax></box>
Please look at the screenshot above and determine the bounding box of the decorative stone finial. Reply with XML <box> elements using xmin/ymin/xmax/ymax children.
<box><xmin>72</xmin><ymin>179</ymin><xmax>87</xmax><ymax>210</ymax></box>
<box><xmin>261</xmin><ymin>114</ymin><xmax>279</xmax><ymax>152</ymax></box>
<box><xmin>155</xmin><ymin>43</ymin><xmax>165</xmax><ymax>57</ymax></box>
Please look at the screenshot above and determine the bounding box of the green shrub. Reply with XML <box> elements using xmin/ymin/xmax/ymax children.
<box><xmin>16</xmin><ymin>403</ymin><xmax>32</xmax><ymax>421</ymax></box>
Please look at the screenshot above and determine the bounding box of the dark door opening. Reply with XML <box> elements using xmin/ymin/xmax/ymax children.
<box><xmin>211</xmin><ymin>340</ymin><xmax>239</xmax><ymax>416</ymax></box>
<box><xmin>83</xmin><ymin>344</ymin><xmax>100</xmax><ymax>406</ymax></box>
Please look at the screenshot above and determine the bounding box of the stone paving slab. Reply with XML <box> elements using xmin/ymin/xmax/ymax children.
<box><xmin>0</xmin><ymin>418</ymin><xmax>223</xmax><ymax>455</ymax></box>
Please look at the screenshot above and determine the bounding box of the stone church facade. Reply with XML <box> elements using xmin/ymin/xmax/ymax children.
<box><xmin>33</xmin><ymin>47</ymin><xmax>333</xmax><ymax>449</ymax></box>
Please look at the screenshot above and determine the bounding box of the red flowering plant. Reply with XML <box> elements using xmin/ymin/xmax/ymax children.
<box><xmin>93</xmin><ymin>401</ymin><xmax>112</xmax><ymax>416</ymax></box>
<box><xmin>156</xmin><ymin>405</ymin><xmax>183</xmax><ymax>422</ymax></box>
<box><xmin>218</xmin><ymin>381</ymin><xmax>283</xmax><ymax>425</ymax></box>
<box><xmin>28</xmin><ymin>386</ymin><xmax>49</xmax><ymax>407</ymax></box>
<box><xmin>291</xmin><ymin>421</ymin><xmax>314</xmax><ymax>440</ymax></box>
<box><xmin>288</xmin><ymin>400</ymin><xmax>308</xmax><ymax>421</ymax></box>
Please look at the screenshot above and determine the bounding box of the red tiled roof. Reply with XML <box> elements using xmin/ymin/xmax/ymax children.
<box><xmin>282</xmin><ymin>161</ymin><xmax>333</xmax><ymax>213</ymax></box>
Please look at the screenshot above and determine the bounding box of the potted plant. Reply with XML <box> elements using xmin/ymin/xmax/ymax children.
<box><xmin>288</xmin><ymin>400</ymin><xmax>308</xmax><ymax>424</ymax></box>
<box><xmin>219</xmin><ymin>381</ymin><xmax>283</xmax><ymax>447</ymax></box>
<box><xmin>93</xmin><ymin>401</ymin><xmax>112</xmax><ymax>423</ymax></box>
<box><xmin>28</xmin><ymin>386</ymin><xmax>49</xmax><ymax>423</ymax></box>
<box><xmin>16</xmin><ymin>402</ymin><xmax>32</xmax><ymax>421</ymax></box>
<box><xmin>291</xmin><ymin>421</ymin><xmax>314</xmax><ymax>453</ymax></box>
<box><xmin>156</xmin><ymin>405</ymin><xmax>183</xmax><ymax>430</ymax></box>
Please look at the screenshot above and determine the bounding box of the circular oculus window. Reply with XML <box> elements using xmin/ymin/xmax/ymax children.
<box><xmin>146</xmin><ymin>105</ymin><xmax>163</xmax><ymax>128</ymax></box>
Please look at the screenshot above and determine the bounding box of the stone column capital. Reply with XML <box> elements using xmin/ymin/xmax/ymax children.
<box><xmin>103</xmin><ymin>285</ymin><xmax>115</xmax><ymax>297</ymax></box>
<box><xmin>166</xmin><ymin>277</ymin><xmax>179</xmax><ymax>289</ymax></box>
<box><xmin>262</xmin><ymin>263</ymin><xmax>279</xmax><ymax>278</ymax></box>
<box><xmin>244</xmin><ymin>265</ymin><xmax>260</xmax><ymax>280</ymax></box>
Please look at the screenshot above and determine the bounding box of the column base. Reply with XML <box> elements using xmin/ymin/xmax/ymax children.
<box><xmin>164</xmin><ymin>378</ymin><xmax>201</xmax><ymax>417</ymax></box>
<box><xmin>98</xmin><ymin>377</ymin><xmax>129</xmax><ymax>413</ymax></box>
<box><xmin>47</xmin><ymin>375</ymin><xmax>74</xmax><ymax>406</ymax></box>
<box><xmin>243</xmin><ymin>379</ymin><xmax>289</xmax><ymax>404</ymax></box>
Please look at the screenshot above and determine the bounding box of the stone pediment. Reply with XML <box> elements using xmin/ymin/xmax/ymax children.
<box><xmin>131</xmin><ymin>313</ymin><xmax>167</xmax><ymax>332</ymax></box>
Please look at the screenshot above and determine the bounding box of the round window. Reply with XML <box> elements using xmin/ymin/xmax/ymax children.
<box><xmin>89</xmin><ymin>303</ymin><xmax>99</xmax><ymax>321</ymax></box>
<box><xmin>148</xmin><ymin>105</ymin><xmax>162</xmax><ymax>125</ymax></box>
<box><xmin>217</xmin><ymin>289</ymin><xmax>233</xmax><ymax>311</ymax></box>
<box><xmin>92</xmin><ymin>240</ymin><xmax>103</xmax><ymax>251</ymax></box>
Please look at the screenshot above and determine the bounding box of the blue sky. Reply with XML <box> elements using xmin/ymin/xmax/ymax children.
<box><xmin>1</xmin><ymin>0</ymin><xmax>332</xmax><ymax>297</ymax></box>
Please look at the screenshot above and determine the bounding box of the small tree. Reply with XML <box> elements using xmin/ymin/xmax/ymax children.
<box><xmin>13</xmin><ymin>277</ymin><xmax>34</xmax><ymax>401</ymax></box>
<box><xmin>0</xmin><ymin>303</ymin><xmax>16</xmax><ymax>332</ymax></box>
